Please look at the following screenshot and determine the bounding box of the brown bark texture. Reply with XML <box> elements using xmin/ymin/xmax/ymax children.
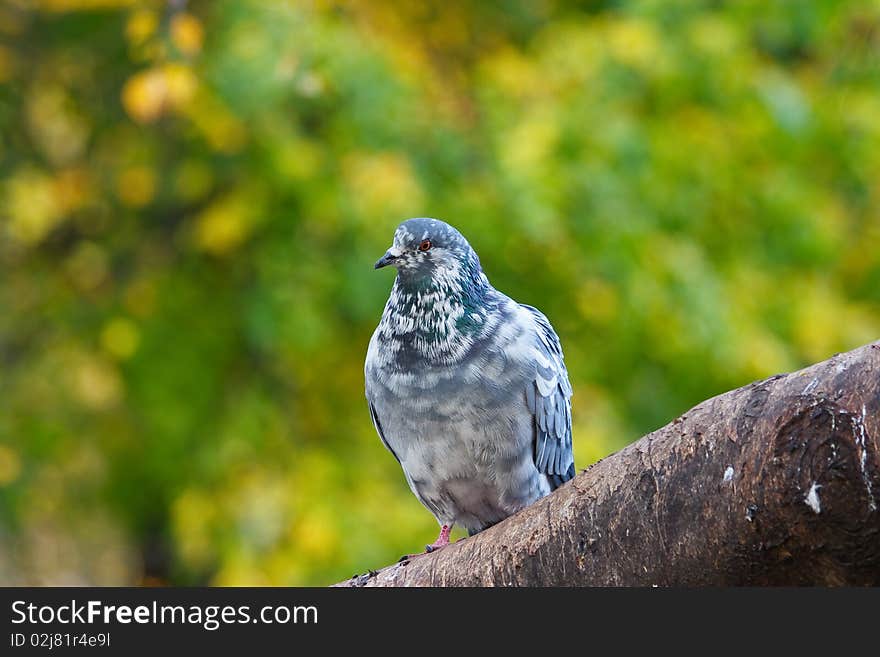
<box><xmin>336</xmin><ymin>340</ymin><xmax>880</xmax><ymax>586</ymax></box>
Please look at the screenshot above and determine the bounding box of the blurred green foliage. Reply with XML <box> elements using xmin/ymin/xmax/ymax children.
<box><xmin>1</xmin><ymin>0</ymin><xmax>879</xmax><ymax>585</ymax></box>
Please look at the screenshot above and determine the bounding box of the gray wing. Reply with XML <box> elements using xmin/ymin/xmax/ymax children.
<box><xmin>367</xmin><ymin>399</ymin><xmax>401</xmax><ymax>464</ymax></box>
<box><xmin>521</xmin><ymin>304</ymin><xmax>575</xmax><ymax>490</ymax></box>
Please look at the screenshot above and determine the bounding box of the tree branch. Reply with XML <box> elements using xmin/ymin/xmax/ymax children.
<box><xmin>336</xmin><ymin>340</ymin><xmax>880</xmax><ymax>586</ymax></box>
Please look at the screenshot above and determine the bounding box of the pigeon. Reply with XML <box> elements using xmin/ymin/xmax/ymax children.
<box><xmin>364</xmin><ymin>217</ymin><xmax>575</xmax><ymax>553</ymax></box>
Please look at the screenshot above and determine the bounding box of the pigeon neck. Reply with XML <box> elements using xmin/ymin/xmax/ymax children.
<box><xmin>396</xmin><ymin>255</ymin><xmax>485</xmax><ymax>295</ymax></box>
<box><xmin>379</xmin><ymin>257</ymin><xmax>491</xmax><ymax>363</ymax></box>
<box><xmin>393</xmin><ymin>254</ymin><xmax>488</xmax><ymax>318</ymax></box>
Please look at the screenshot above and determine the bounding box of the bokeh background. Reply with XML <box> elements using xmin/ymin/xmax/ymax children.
<box><xmin>1</xmin><ymin>0</ymin><xmax>879</xmax><ymax>585</ymax></box>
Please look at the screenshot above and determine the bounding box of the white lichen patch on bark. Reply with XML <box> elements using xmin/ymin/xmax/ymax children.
<box><xmin>805</xmin><ymin>482</ymin><xmax>822</xmax><ymax>514</ymax></box>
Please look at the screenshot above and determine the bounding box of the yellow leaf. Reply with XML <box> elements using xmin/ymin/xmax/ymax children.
<box><xmin>125</xmin><ymin>9</ymin><xmax>158</xmax><ymax>46</ymax></box>
<box><xmin>162</xmin><ymin>62</ymin><xmax>197</xmax><ymax>108</ymax></box>
<box><xmin>171</xmin><ymin>12</ymin><xmax>204</xmax><ymax>56</ymax></box>
<box><xmin>121</xmin><ymin>68</ymin><xmax>166</xmax><ymax>123</ymax></box>
<box><xmin>70</xmin><ymin>357</ymin><xmax>121</xmax><ymax>410</ymax></box>
<box><xmin>607</xmin><ymin>18</ymin><xmax>661</xmax><ymax>71</ymax></box>
<box><xmin>101</xmin><ymin>317</ymin><xmax>140</xmax><ymax>360</ymax></box>
<box><xmin>194</xmin><ymin>188</ymin><xmax>262</xmax><ymax>256</ymax></box>
<box><xmin>121</xmin><ymin>64</ymin><xmax>198</xmax><ymax>124</ymax></box>
<box><xmin>4</xmin><ymin>168</ymin><xmax>64</xmax><ymax>245</ymax></box>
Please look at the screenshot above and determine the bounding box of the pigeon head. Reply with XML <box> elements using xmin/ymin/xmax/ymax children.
<box><xmin>374</xmin><ymin>218</ymin><xmax>480</xmax><ymax>280</ymax></box>
<box><xmin>373</xmin><ymin>218</ymin><xmax>491</xmax><ymax>362</ymax></box>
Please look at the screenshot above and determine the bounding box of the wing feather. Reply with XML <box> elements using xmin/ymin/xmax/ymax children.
<box><xmin>521</xmin><ymin>304</ymin><xmax>575</xmax><ymax>490</ymax></box>
<box><xmin>368</xmin><ymin>401</ymin><xmax>401</xmax><ymax>464</ymax></box>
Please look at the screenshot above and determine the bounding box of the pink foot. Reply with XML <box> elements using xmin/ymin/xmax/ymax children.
<box><xmin>425</xmin><ymin>524</ymin><xmax>451</xmax><ymax>553</ymax></box>
<box><xmin>397</xmin><ymin>525</ymin><xmax>453</xmax><ymax>562</ymax></box>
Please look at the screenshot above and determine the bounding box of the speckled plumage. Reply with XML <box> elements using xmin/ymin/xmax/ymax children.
<box><xmin>365</xmin><ymin>218</ymin><xmax>575</xmax><ymax>538</ymax></box>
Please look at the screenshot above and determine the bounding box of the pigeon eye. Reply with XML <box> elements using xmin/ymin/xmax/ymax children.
<box><xmin>418</xmin><ymin>240</ymin><xmax>432</xmax><ymax>252</ymax></box>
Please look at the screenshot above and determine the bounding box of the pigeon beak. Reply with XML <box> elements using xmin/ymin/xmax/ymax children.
<box><xmin>374</xmin><ymin>253</ymin><xmax>396</xmax><ymax>269</ymax></box>
<box><xmin>374</xmin><ymin>247</ymin><xmax>403</xmax><ymax>269</ymax></box>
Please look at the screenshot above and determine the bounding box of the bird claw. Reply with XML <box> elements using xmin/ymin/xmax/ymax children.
<box><xmin>398</xmin><ymin>540</ymin><xmax>449</xmax><ymax>562</ymax></box>
<box><xmin>424</xmin><ymin>540</ymin><xmax>451</xmax><ymax>554</ymax></box>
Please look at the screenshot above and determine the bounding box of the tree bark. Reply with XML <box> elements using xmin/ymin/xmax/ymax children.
<box><xmin>336</xmin><ymin>340</ymin><xmax>880</xmax><ymax>586</ymax></box>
